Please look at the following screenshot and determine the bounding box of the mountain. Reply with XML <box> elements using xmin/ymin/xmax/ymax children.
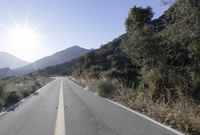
<box><xmin>12</xmin><ymin>45</ymin><xmax>91</xmax><ymax>76</ymax></box>
<box><xmin>0</xmin><ymin>52</ymin><xmax>29</xmax><ymax>69</ymax></box>
<box><xmin>38</xmin><ymin>34</ymin><xmax>137</xmax><ymax>86</ymax></box>
<box><xmin>0</xmin><ymin>67</ymin><xmax>12</xmax><ymax>79</ymax></box>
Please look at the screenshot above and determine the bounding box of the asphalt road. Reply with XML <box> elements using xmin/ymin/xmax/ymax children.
<box><xmin>0</xmin><ymin>77</ymin><xmax>183</xmax><ymax>135</ymax></box>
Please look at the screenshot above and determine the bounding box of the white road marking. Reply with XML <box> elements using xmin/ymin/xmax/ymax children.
<box><xmin>72</xmin><ymin>80</ymin><xmax>184</xmax><ymax>135</ymax></box>
<box><xmin>104</xmin><ymin>98</ymin><xmax>185</xmax><ymax>135</ymax></box>
<box><xmin>68</xmin><ymin>78</ymin><xmax>185</xmax><ymax>135</ymax></box>
<box><xmin>54</xmin><ymin>79</ymin><xmax>66</xmax><ymax>135</ymax></box>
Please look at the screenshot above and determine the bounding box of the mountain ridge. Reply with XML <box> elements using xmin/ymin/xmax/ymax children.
<box><xmin>0</xmin><ymin>45</ymin><xmax>91</xmax><ymax>78</ymax></box>
<box><xmin>0</xmin><ymin>52</ymin><xmax>29</xmax><ymax>69</ymax></box>
<box><xmin>14</xmin><ymin>45</ymin><xmax>91</xmax><ymax>75</ymax></box>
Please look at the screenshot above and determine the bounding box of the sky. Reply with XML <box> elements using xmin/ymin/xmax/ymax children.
<box><xmin>0</xmin><ymin>0</ymin><xmax>171</xmax><ymax>62</ymax></box>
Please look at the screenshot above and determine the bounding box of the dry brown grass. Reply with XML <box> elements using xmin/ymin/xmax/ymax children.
<box><xmin>0</xmin><ymin>76</ymin><xmax>53</xmax><ymax>110</ymax></box>
<box><xmin>72</xmin><ymin>77</ymin><xmax>200</xmax><ymax>135</ymax></box>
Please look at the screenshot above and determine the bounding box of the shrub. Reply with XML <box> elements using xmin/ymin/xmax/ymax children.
<box><xmin>0</xmin><ymin>81</ymin><xmax>5</xmax><ymax>99</ymax></box>
<box><xmin>0</xmin><ymin>99</ymin><xmax>5</xmax><ymax>110</ymax></box>
<box><xmin>6</xmin><ymin>91</ymin><xmax>22</xmax><ymax>103</ymax></box>
<box><xmin>90</xmin><ymin>65</ymin><xmax>102</xmax><ymax>72</ymax></box>
<box><xmin>98</xmin><ymin>81</ymin><xmax>114</xmax><ymax>97</ymax></box>
<box><xmin>0</xmin><ymin>82</ymin><xmax>5</xmax><ymax>110</ymax></box>
<box><xmin>21</xmin><ymin>90</ymin><xmax>33</xmax><ymax>98</ymax></box>
<box><xmin>31</xmin><ymin>85</ymin><xmax>37</xmax><ymax>91</ymax></box>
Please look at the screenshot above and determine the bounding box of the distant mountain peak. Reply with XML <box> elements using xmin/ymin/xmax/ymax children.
<box><xmin>68</xmin><ymin>45</ymin><xmax>87</xmax><ymax>50</ymax></box>
<box><xmin>0</xmin><ymin>52</ymin><xmax>30</xmax><ymax>69</ymax></box>
<box><xmin>9</xmin><ymin>45</ymin><xmax>91</xmax><ymax>76</ymax></box>
<box><xmin>71</xmin><ymin>45</ymin><xmax>80</xmax><ymax>48</ymax></box>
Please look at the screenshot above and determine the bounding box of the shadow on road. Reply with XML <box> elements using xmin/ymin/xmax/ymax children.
<box><xmin>3</xmin><ymin>102</ymin><xmax>19</xmax><ymax>112</ymax></box>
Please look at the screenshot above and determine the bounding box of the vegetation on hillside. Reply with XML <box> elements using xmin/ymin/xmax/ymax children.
<box><xmin>124</xmin><ymin>0</ymin><xmax>200</xmax><ymax>103</ymax></box>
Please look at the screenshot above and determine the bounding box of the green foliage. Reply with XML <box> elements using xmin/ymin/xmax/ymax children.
<box><xmin>125</xmin><ymin>6</ymin><xmax>162</xmax><ymax>68</ymax></box>
<box><xmin>98</xmin><ymin>81</ymin><xmax>114</xmax><ymax>97</ymax></box>
<box><xmin>125</xmin><ymin>6</ymin><xmax>153</xmax><ymax>32</ymax></box>
<box><xmin>21</xmin><ymin>90</ymin><xmax>32</xmax><ymax>98</ymax></box>
<box><xmin>123</xmin><ymin>1</ymin><xmax>200</xmax><ymax>104</ymax></box>
<box><xmin>6</xmin><ymin>91</ymin><xmax>22</xmax><ymax>103</ymax></box>
<box><xmin>0</xmin><ymin>81</ymin><xmax>5</xmax><ymax>110</ymax></box>
<box><xmin>0</xmin><ymin>81</ymin><xmax>5</xmax><ymax>99</ymax></box>
<box><xmin>38</xmin><ymin>60</ymin><xmax>74</xmax><ymax>76</ymax></box>
<box><xmin>72</xmin><ymin>34</ymin><xmax>138</xmax><ymax>87</ymax></box>
<box><xmin>90</xmin><ymin>65</ymin><xmax>103</xmax><ymax>72</ymax></box>
<box><xmin>0</xmin><ymin>99</ymin><xmax>4</xmax><ymax>110</ymax></box>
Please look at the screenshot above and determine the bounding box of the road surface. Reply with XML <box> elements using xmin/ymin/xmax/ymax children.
<box><xmin>0</xmin><ymin>77</ymin><xmax>183</xmax><ymax>135</ymax></box>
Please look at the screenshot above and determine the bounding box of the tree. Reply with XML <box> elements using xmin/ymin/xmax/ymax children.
<box><xmin>125</xmin><ymin>6</ymin><xmax>153</xmax><ymax>32</ymax></box>
<box><xmin>124</xmin><ymin>6</ymin><xmax>161</xmax><ymax>68</ymax></box>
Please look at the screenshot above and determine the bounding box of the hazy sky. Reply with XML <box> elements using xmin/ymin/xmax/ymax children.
<box><xmin>0</xmin><ymin>0</ymin><xmax>171</xmax><ymax>62</ymax></box>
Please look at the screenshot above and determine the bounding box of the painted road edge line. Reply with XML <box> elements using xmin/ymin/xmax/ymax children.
<box><xmin>0</xmin><ymin>79</ymin><xmax>57</xmax><ymax>117</ymax></box>
<box><xmin>69</xmin><ymin>79</ymin><xmax>185</xmax><ymax>135</ymax></box>
<box><xmin>69</xmin><ymin>78</ymin><xmax>185</xmax><ymax>135</ymax></box>
<box><xmin>104</xmin><ymin>98</ymin><xmax>185</xmax><ymax>135</ymax></box>
<box><xmin>54</xmin><ymin>79</ymin><xmax>66</xmax><ymax>135</ymax></box>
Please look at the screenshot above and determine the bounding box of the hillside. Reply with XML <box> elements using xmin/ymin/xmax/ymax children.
<box><xmin>39</xmin><ymin>1</ymin><xmax>200</xmax><ymax>134</ymax></box>
<box><xmin>0</xmin><ymin>52</ymin><xmax>29</xmax><ymax>69</ymax></box>
<box><xmin>38</xmin><ymin>34</ymin><xmax>137</xmax><ymax>85</ymax></box>
<box><xmin>0</xmin><ymin>68</ymin><xmax>12</xmax><ymax>79</ymax></box>
<box><xmin>9</xmin><ymin>45</ymin><xmax>90</xmax><ymax>76</ymax></box>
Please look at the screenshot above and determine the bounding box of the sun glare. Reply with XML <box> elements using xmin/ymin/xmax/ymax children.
<box><xmin>5</xmin><ymin>24</ymin><xmax>43</xmax><ymax>62</ymax></box>
<box><xmin>8</xmin><ymin>26</ymin><xmax>39</xmax><ymax>48</ymax></box>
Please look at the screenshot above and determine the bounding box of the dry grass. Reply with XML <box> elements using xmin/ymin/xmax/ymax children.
<box><xmin>0</xmin><ymin>75</ymin><xmax>53</xmax><ymax>110</ymax></box>
<box><xmin>71</xmin><ymin>77</ymin><xmax>200</xmax><ymax>135</ymax></box>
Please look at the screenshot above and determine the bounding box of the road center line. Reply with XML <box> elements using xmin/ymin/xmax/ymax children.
<box><xmin>54</xmin><ymin>79</ymin><xmax>66</xmax><ymax>135</ymax></box>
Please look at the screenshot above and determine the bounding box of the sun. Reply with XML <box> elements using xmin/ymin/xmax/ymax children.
<box><xmin>5</xmin><ymin>24</ymin><xmax>42</xmax><ymax>62</ymax></box>
<box><xmin>8</xmin><ymin>25</ymin><xmax>39</xmax><ymax>48</ymax></box>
